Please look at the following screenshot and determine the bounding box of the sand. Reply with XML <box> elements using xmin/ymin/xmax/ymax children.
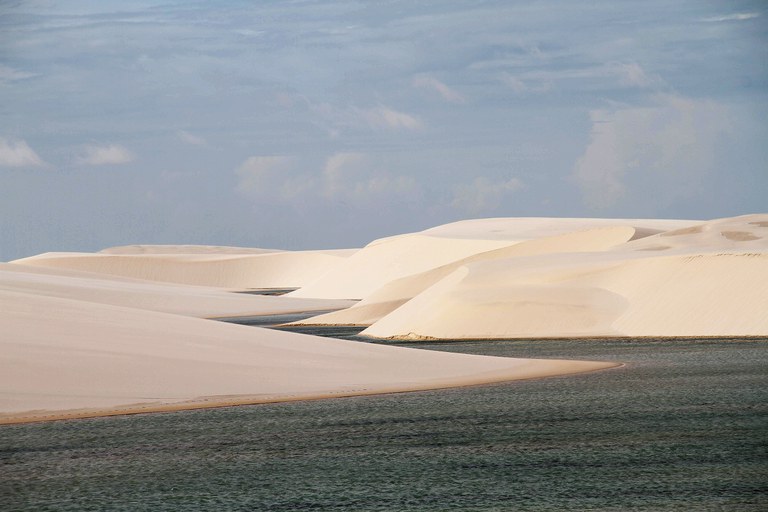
<box><xmin>0</xmin><ymin>263</ymin><xmax>354</xmax><ymax>319</ymax></box>
<box><xmin>13</xmin><ymin>247</ymin><xmax>355</xmax><ymax>289</ymax></box>
<box><xmin>0</xmin><ymin>284</ymin><xmax>614</xmax><ymax>424</ymax></box>
<box><xmin>344</xmin><ymin>215</ymin><xmax>768</xmax><ymax>339</ymax></box>
<box><xmin>2</xmin><ymin>242</ymin><xmax>618</xmax><ymax>424</ymax></box>
<box><xmin>5</xmin><ymin>214</ymin><xmax>763</xmax><ymax>424</ymax></box>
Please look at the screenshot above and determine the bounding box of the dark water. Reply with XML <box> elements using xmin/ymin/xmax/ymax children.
<box><xmin>2</xmin><ymin>337</ymin><xmax>767</xmax><ymax>511</ymax></box>
<box><xmin>215</xmin><ymin>311</ymin><xmax>343</xmax><ymax>326</ymax></box>
<box><xmin>232</xmin><ymin>288</ymin><xmax>298</xmax><ymax>296</ymax></box>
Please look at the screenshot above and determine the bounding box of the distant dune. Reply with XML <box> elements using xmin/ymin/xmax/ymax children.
<box><xmin>12</xmin><ymin>248</ymin><xmax>354</xmax><ymax>289</ymax></box>
<box><xmin>3</xmin><ymin>214</ymin><xmax>765</xmax><ymax>423</ymax></box>
<box><xmin>294</xmin><ymin>215</ymin><xmax>768</xmax><ymax>339</ymax></box>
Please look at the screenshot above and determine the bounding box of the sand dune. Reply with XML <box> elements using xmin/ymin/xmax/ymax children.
<box><xmin>0</xmin><ymin>286</ymin><xmax>614</xmax><ymax>423</ymax></box>
<box><xmin>288</xmin><ymin>234</ymin><xmax>515</xmax><ymax>299</ymax></box>
<box><xmin>358</xmin><ymin>215</ymin><xmax>768</xmax><ymax>339</ymax></box>
<box><xmin>292</xmin><ymin>221</ymin><xmax>695</xmax><ymax>326</ymax></box>
<box><xmin>289</xmin><ymin>218</ymin><xmax>693</xmax><ymax>301</ymax></box>
<box><xmin>4</xmin><ymin>214</ymin><xmax>763</xmax><ymax>424</ymax></box>
<box><xmin>12</xmin><ymin>248</ymin><xmax>353</xmax><ymax>289</ymax></box>
<box><xmin>0</xmin><ymin>263</ymin><xmax>354</xmax><ymax>318</ymax></box>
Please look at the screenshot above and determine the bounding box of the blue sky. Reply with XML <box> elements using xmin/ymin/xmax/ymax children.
<box><xmin>1</xmin><ymin>0</ymin><xmax>766</xmax><ymax>260</ymax></box>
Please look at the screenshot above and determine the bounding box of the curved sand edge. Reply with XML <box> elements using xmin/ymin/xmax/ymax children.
<box><xmin>0</xmin><ymin>360</ymin><xmax>621</xmax><ymax>425</ymax></box>
<box><xmin>0</xmin><ymin>282</ymin><xmax>620</xmax><ymax>426</ymax></box>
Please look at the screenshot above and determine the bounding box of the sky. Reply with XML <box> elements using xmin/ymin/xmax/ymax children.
<box><xmin>1</xmin><ymin>0</ymin><xmax>766</xmax><ymax>260</ymax></box>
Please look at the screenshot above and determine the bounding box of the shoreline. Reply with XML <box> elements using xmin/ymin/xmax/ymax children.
<box><xmin>0</xmin><ymin>361</ymin><xmax>622</xmax><ymax>426</ymax></box>
<box><xmin>270</xmin><ymin>326</ymin><xmax>768</xmax><ymax>343</ymax></box>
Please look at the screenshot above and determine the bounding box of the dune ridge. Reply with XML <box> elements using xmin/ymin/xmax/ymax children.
<box><xmin>288</xmin><ymin>215</ymin><xmax>768</xmax><ymax>340</ymax></box>
<box><xmin>4</xmin><ymin>213</ymin><xmax>763</xmax><ymax>424</ymax></box>
<box><xmin>294</xmin><ymin>224</ymin><xmax>657</xmax><ymax>326</ymax></box>
<box><xmin>13</xmin><ymin>248</ymin><xmax>353</xmax><ymax>289</ymax></box>
<box><xmin>371</xmin><ymin>215</ymin><xmax>768</xmax><ymax>339</ymax></box>
<box><xmin>3</xmin><ymin>236</ymin><xmax>619</xmax><ymax>424</ymax></box>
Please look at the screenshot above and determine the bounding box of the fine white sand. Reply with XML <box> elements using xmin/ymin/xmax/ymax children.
<box><xmin>6</xmin><ymin>214</ymin><xmax>763</xmax><ymax>424</ymax></box>
<box><xmin>0</xmin><ymin>283</ymin><xmax>613</xmax><ymax>423</ymax></box>
<box><xmin>0</xmin><ymin>263</ymin><xmax>354</xmax><ymax>319</ymax></box>
<box><xmin>2</xmin><ymin>241</ymin><xmax>618</xmax><ymax>424</ymax></box>
<box><xmin>348</xmin><ymin>214</ymin><xmax>768</xmax><ymax>339</ymax></box>
<box><xmin>13</xmin><ymin>248</ymin><xmax>354</xmax><ymax>289</ymax></box>
<box><xmin>288</xmin><ymin>218</ymin><xmax>692</xmax><ymax>300</ymax></box>
<box><xmin>294</xmin><ymin>224</ymin><xmax>662</xmax><ymax>326</ymax></box>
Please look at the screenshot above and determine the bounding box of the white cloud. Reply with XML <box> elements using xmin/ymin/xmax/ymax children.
<box><xmin>177</xmin><ymin>130</ymin><xmax>206</xmax><ymax>146</ymax></box>
<box><xmin>77</xmin><ymin>144</ymin><xmax>135</xmax><ymax>165</ymax></box>
<box><xmin>500</xmin><ymin>72</ymin><xmax>552</xmax><ymax>94</ymax></box>
<box><xmin>235</xmin><ymin>152</ymin><xmax>418</xmax><ymax>205</ymax></box>
<box><xmin>356</xmin><ymin>106</ymin><xmax>423</xmax><ymax>131</ymax></box>
<box><xmin>235</xmin><ymin>155</ymin><xmax>293</xmax><ymax>196</ymax></box>
<box><xmin>572</xmin><ymin>94</ymin><xmax>729</xmax><ymax>209</ymax></box>
<box><xmin>0</xmin><ymin>138</ymin><xmax>45</xmax><ymax>167</ymax></box>
<box><xmin>610</xmin><ymin>62</ymin><xmax>658</xmax><ymax>88</ymax></box>
<box><xmin>412</xmin><ymin>74</ymin><xmax>465</xmax><ymax>103</ymax></box>
<box><xmin>322</xmin><ymin>152</ymin><xmax>366</xmax><ymax>199</ymax></box>
<box><xmin>311</xmin><ymin>102</ymin><xmax>423</xmax><ymax>133</ymax></box>
<box><xmin>452</xmin><ymin>176</ymin><xmax>523</xmax><ymax>214</ymax></box>
<box><xmin>322</xmin><ymin>152</ymin><xmax>417</xmax><ymax>201</ymax></box>
<box><xmin>701</xmin><ymin>12</ymin><xmax>760</xmax><ymax>22</ymax></box>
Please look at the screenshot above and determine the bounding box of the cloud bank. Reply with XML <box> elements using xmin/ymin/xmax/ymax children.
<box><xmin>573</xmin><ymin>95</ymin><xmax>729</xmax><ymax>210</ymax></box>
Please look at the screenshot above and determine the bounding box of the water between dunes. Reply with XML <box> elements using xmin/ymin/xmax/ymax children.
<box><xmin>1</xmin><ymin>323</ymin><xmax>766</xmax><ymax>511</ymax></box>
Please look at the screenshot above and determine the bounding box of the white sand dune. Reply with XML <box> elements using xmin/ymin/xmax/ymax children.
<box><xmin>12</xmin><ymin>248</ymin><xmax>354</xmax><ymax>289</ymax></box>
<box><xmin>292</xmin><ymin>220</ymin><xmax>695</xmax><ymax>326</ymax></box>
<box><xmin>288</xmin><ymin>234</ymin><xmax>515</xmax><ymax>300</ymax></box>
<box><xmin>358</xmin><ymin>215</ymin><xmax>768</xmax><ymax>339</ymax></box>
<box><xmin>289</xmin><ymin>218</ymin><xmax>692</xmax><ymax>301</ymax></box>
<box><xmin>5</xmin><ymin>213</ymin><xmax>762</xmax><ymax>424</ymax></box>
<box><xmin>0</xmin><ymin>286</ymin><xmax>614</xmax><ymax>423</ymax></box>
<box><xmin>0</xmin><ymin>263</ymin><xmax>354</xmax><ymax>319</ymax></box>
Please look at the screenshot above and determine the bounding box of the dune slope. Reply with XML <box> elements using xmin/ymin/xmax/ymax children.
<box><xmin>12</xmin><ymin>249</ymin><xmax>352</xmax><ymax>289</ymax></box>
<box><xmin>0</xmin><ymin>287</ymin><xmax>614</xmax><ymax>424</ymax></box>
<box><xmin>360</xmin><ymin>215</ymin><xmax>768</xmax><ymax>339</ymax></box>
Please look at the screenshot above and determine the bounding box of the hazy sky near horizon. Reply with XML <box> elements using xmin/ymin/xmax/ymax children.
<box><xmin>1</xmin><ymin>0</ymin><xmax>766</xmax><ymax>260</ymax></box>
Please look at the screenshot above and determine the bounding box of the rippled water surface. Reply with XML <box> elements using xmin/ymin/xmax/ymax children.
<box><xmin>2</xmin><ymin>337</ymin><xmax>767</xmax><ymax>511</ymax></box>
